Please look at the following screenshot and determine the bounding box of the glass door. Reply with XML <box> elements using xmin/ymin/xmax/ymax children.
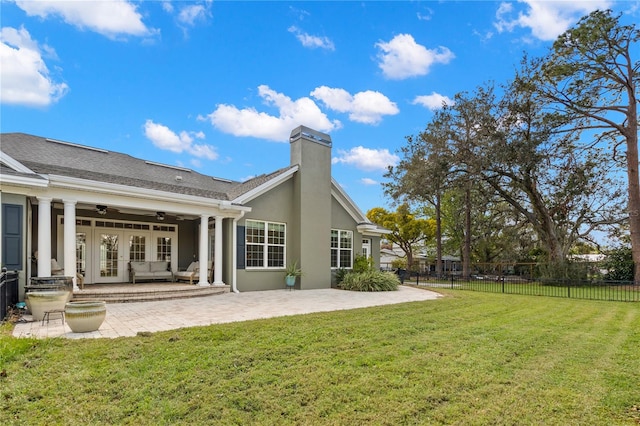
<box><xmin>96</xmin><ymin>232</ymin><xmax>124</xmax><ymax>283</ymax></box>
<box><xmin>76</xmin><ymin>232</ymin><xmax>87</xmax><ymax>277</ymax></box>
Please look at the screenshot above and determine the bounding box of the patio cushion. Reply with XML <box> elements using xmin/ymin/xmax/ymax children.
<box><xmin>51</xmin><ymin>259</ymin><xmax>64</xmax><ymax>275</ymax></box>
<box><xmin>150</xmin><ymin>261</ymin><xmax>169</xmax><ymax>272</ymax></box>
<box><xmin>130</xmin><ymin>261</ymin><xmax>149</xmax><ymax>273</ymax></box>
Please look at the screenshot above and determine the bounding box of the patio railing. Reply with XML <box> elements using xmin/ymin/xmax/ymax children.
<box><xmin>1</xmin><ymin>268</ymin><xmax>20</xmax><ymax>320</ymax></box>
<box><xmin>407</xmin><ymin>273</ymin><xmax>640</xmax><ymax>302</ymax></box>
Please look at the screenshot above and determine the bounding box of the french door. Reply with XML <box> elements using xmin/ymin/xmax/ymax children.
<box><xmin>95</xmin><ymin>231</ymin><xmax>125</xmax><ymax>283</ymax></box>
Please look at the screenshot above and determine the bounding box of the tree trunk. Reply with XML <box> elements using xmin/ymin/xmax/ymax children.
<box><xmin>625</xmin><ymin>96</ymin><xmax>640</xmax><ymax>283</ymax></box>
<box><xmin>463</xmin><ymin>186</ymin><xmax>471</xmax><ymax>279</ymax></box>
<box><xmin>435</xmin><ymin>192</ymin><xmax>443</xmax><ymax>277</ymax></box>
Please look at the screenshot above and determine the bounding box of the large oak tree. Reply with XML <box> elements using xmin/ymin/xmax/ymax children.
<box><xmin>537</xmin><ymin>9</ymin><xmax>639</xmax><ymax>280</ymax></box>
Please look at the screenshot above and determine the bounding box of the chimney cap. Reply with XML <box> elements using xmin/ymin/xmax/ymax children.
<box><xmin>289</xmin><ymin>126</ymin><xmax>332</xmax><ymax>146</ymax></box>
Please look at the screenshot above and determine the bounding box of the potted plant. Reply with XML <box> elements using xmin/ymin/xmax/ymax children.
<box><xmin>284</xmin><ymin>261</ymin><xmax>302</xmax><ymax>288</ymax></box>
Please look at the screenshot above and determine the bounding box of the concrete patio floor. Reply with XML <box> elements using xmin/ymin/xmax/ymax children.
<box><xmin>12</xmin><ymin>286</ymin><xmax>441</xmax><ymax>339</ymax></box>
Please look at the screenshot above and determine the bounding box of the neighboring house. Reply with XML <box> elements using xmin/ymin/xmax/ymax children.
<box><xmin>380</xmin><ymin>245</ymin><xmax>461</xmax><ymax>274</ymax></box>
<box><xmin>0</xmin><ymin>126</ymin><xmax>388</xmax><ymax>297</ymax></box>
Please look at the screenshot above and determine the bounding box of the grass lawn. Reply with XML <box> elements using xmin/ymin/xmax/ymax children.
<box><xmin>1</xmin><ymin>288</ymin><xmax>639</xmax><ymax>425</ymax></box>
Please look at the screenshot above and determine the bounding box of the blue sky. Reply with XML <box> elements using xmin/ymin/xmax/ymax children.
<box><xmin>1</xmin><ymin>0</ymin><xmax>638</xmax><ymax>214</ymax></box>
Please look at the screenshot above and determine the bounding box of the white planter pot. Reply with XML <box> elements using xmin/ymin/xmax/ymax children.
<box><xmin>65</xmin><ymin>300</ymin><xmax>107</xmax><ymax>333</ymax></box>
<box><xmin>25</xmin><ymin>290</ymin><xmax>71</xmax><ymax>321</ymax></box>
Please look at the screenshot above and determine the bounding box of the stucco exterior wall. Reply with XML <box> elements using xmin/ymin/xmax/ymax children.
<box><xmin>235</xmin><ymin>178</ymin><xmax>295</xmax><ymax>292</ymax></box>
<box><xmin>291</xmin><ymin>134</ymin><xmax>332</xmax><ymax>290</ymax></box>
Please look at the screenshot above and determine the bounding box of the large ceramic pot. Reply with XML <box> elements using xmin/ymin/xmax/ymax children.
<box><xmin>26</xmin><ymin>276</ymin><xmax>73</xmax><ymax>302</ymax></box>
<box><xmin>27</xmin><ymin>276</ymin><xmax>73</xmax><ymax>293</ymax></box>
<box><xmin>65</xmin><ymin>300</ymin><xmax>107</xmax><ymax>333</ymax></box>
<box><xmin>25</xmin><ymin>276</ymin><xmax>74</xmax><ymax>320</ymax></box>
<box><xmin>25</xmin><ymin>291</ymin><xmax>70</xmax><ymax>321</ymax></box>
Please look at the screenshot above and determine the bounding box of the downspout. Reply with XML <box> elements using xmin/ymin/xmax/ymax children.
<box><xmin>231</xmin><ymin>211</ymin><xmax>245</xmax><ymax>293</ymax></box>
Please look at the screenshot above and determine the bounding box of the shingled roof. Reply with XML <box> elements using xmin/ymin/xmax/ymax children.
<box><xmin>0</xmin><ymin>133</ymin><xmax>292</xmax><ymax>202</ymax></box>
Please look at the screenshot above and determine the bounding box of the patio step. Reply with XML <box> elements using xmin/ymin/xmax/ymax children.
<box><xmin>72</xmin><ymin>285</ymin><xmax>230</xmax><ymax>303</ymax></box>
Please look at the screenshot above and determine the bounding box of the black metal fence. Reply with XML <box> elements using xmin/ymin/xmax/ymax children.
<box><xmin>1</xmin><ymin>268</ymin><xmax>20</xmax><ymax>321</ymax></box>
<box><xmin>407</xmin><ymin>273</ymin><xmax>640</xmax><ymax>302</ymax></box>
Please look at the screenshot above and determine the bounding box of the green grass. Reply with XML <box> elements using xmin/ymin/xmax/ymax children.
<box><xmin>2</xmin><ymin>289</ymin><xmax>640</xmax><ymax>425</ymax></box>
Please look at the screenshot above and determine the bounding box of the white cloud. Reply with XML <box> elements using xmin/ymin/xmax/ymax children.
<box><xmin>311</xmin><ymin>86</ymin><xmax>399</xmax><ymax>125</ymax></box>
<box><xmin>417</xmin><ymin>7</ymin><xmax>434</xmax><ymax>21</ymax></box>
<box><xmin>201</xmin><ymin>85</ymin><xmax>341</xmax><ymax>142</ymax></box>
<box><xmin>375</xmin><ymin>34</ymin><xmax>454</xmax><ymax>80</ymax></box>
<box><xmin>288</xmin><ymin>26</ymin><xmax>335</xmax><ymax>50</ymax></box>
<box><xmin>161</xmin><ymin>1</ymin><xmax>174</xmax><ymax>13</ymax></box>
<box><xmin>15</xmin><ymin>0</ymin><xmax>155</xmax><ymax>39</ymax></box>
<box><xmin>494</xmin><ymin>0</ymin><xmax>612</xmax><ymax>41</ymax></box>
<box><xmin>178</xmin><ymin>5</ymin><xmax>210</xmax><ymax>26</ymax></box>
<box><xmin>143</xmin><ymin>120</ymin><xmax>218</xmax><ymax>160</ymax></box>
<box><xmin>332</xmin><ymin>146</ymin><xmax>399</xmax><ymax>172</ymax></box>
<box><xmin>0</xmin><ymin>26</ymin><xmax>68</xmax><ymax>107</ymax></box>
<box><xmin>361</xmin><ymin>177</ymin><xmax>379</xmax><ymax>186</ymax></box>
<box><xmin>412</xmin><ymin>92</ymin><xmax>454</xmax><ymax>111</ymax></box>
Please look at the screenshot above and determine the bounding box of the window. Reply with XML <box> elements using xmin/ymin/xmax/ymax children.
<box><xmin>331</xmin><ymin>229</ymin><xmax>353</xmax><ymax>268</ymax></box>
<box><xmin>129</xmin><ymin>235</ymin><xmax>146</xmax><ymax>262</ymax></box>
<box><xmin>362</xmin><ymin>238</ymin><xmax>371</xmax><ymax>259</ymax></box>
<box><xmin>157</xmin><ymin>237</ymin><xmax>172</xmax><ymax>261</ymax></box>
<box><xmin>246</xmin><ymin>220</ymin><xmax>285</xmax><ymax>268</ymax></box>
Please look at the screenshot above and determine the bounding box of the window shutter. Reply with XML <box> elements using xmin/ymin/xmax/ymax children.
<box><xmin>2</xmin><ymin>204</ymin><xmax>23</xmax><ymax>270</ymax></box>
<box><xmin>237</xmin><ymin>225</ymin><xmax>245</xmax><ymax>270</ymax></box>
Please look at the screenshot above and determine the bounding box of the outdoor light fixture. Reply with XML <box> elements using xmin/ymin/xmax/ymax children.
<box><xmin>156</xmin><ymin>212</ymin><xmax>165</xmax><ymax>221</ymax></box>
<box><xmin>96</xmin><ymin>205</ymin><xmax>107</xmax><ymax>215</ymax></box>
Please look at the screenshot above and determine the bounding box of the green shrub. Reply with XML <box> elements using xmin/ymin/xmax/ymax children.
<box><xmin>602</xmin><ymin>247</ymin><xmax>634</xmax><ymax>281</ymax></box>
<box><xmin>339</xmin><ymin>270</ymin><xmax>400</xmax><ymax>292</ymax></box>
<box><xmin>537</xmin><ymin>261</ymin><xmax>588</xmax><ymax>281</ymax></box>
<box><xmin>391</xmin><ymin>258</ymin><xmax>407</xmax><ymax>270</ymax></box>
<box><xmin>353</xmin><ymin>254</ymin><xmax>374</xmax><ymax>273</ymax></box>
<box><xmin>334</xmin><ymin>268</ymin><xmax>349</xmax><ymax>285</ymax></box>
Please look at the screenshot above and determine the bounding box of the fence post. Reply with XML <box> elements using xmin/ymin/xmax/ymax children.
<box><xmin>502</xmin><ymin>276</ymin><xmax>505</xmax><ymax>293</ymax></box>
<box><xmin>451</xmin><ymin>274</ymin><xmax>454</xmax><ymax>289</ymax></box>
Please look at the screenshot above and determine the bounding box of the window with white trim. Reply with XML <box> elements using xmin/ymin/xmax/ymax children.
<box><xmin>331</xmin><ymin>229</ymin><xmax>353</xmax><ymax>268</ymax></box>
<box><xmin>246</xmin><ymin>220</ymin><xmax>286</xmax><ymax>268</ymax></box>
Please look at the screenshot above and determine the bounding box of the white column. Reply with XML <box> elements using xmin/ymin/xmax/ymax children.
<box><xmin>63</xmin><ymin>200</ymin><xmax>79</xmax><ymax>291</ymax></box>
<box><xmin>37</xmin><ymin>197</ymin><xmax>52</xmax><ymax>277</ymax></box>
<box><xmin>213</xmin><ymin>215</ymin><xmax>224</xmax><ymax>285</ymax></box>
<box><xmin>197</xmin><ymin>214</ymin><xmax>210</xmax><ymax>286</ymax></box>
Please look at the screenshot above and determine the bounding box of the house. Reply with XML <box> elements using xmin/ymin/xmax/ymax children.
<box><xmin>380</xmin><ymin>244</ymin><xmax>461</xmax><ymax>275</ymax></box>
<box><xmin>0</xmin><ymin>126</ymin><xmax>388</xmax><ymax>298</ymax></box>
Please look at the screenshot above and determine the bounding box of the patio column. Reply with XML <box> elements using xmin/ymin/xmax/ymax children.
<box><xmin>63</xmin><ymin>200</ymin><xmax>79</xmax><ymax>291</ymax></box>
<box><xmin>197</xmin><ymin>214</ymin><xmax>210</xmax><ymax>286</ymax></box>
<box><xmin>213</xmin><ymin>215</ymin><xmax>224</xmax><ymax>285</ymax></box>
<box><xmin>37</xmin><ymin>197</ymin><xmax>52</xmax><ymax>277</ymax></box>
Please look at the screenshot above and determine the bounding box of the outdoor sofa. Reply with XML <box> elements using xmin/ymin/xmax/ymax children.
<box><xmin>128</xmin><ymin>261</ymin><xmax>173</xmax><ymax>284</ymax></box>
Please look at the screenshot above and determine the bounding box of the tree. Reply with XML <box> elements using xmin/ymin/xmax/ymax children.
<box><xmin>367</xmin><ymin>205</ymin><xmax>435</xmax><ymax>271</ymax></box>
<box><xmin>537</xmin><ymin>9</ymin><xmax>640</xmax><ymax>281</ymax></box>
<box><xmin>445</xmin><ymin>79</ymin><xmax>625</xmax><ymax>265</ymax></box>
<box><xmin>384</xmin><ymin>115</ymin><xmax>452</xmax><ymax>276</ymax></box>
<box><xmin>441</xmin><ymin>187</ymin><xmax>536</xmax><ymax>265</ymax></box>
